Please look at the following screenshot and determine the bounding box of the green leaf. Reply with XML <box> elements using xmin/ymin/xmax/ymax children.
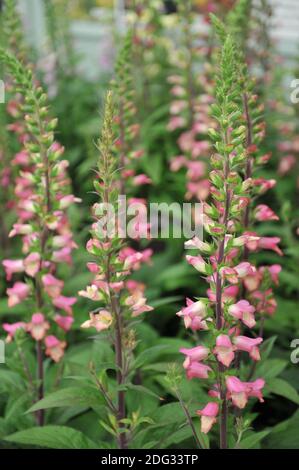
<box><xmin>267</xmin><ymin>378</ymin><xmax>299</xmax><ymax>405</ymax></box>
<box><xmin>4</xmin><ymin>426</ymin><xmax>98</xmax><ymax>449</ymax></box>
<box><xmin>255</xmin><ymin>359</ymin><xmax>287</xmax><ymax>380</ymax></box>
<box><xmin>239</xmin><ymin>430</ymin><xmax>270</xmax><ymax>449</ymax></box>
<box><xmin>260</xmin><ymin>336</ymin><xmax>277</xmax><ymax>360</ymax></box>
<box><xmin>134</xmin><ymin>345</ymin><xmax>170</xmax><ymax>368</ymax></box>
<box><xmin>163</xmin><ymin>425</ymin><xmax>193</xmax><ymax>447</ymax></box>
<box><xmin>124</xmin><ymin>384</ymin><xmax>162</xmax><ymax>401</ymax></box>
<box><xmin>264</xmin><ymin>410</ymin><xmax>299</xmax><ymax>449</ymax></box>
<box><xmin>26</xmin><ymin>386</ymin><xmax>103</xmax><ymax>413</ymax></box>
<box><xmin>150</xmin><ymin>296</ymin><xmax>182</xmax><ymax>308</ymax></box>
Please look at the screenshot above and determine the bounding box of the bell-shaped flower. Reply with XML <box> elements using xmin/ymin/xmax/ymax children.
<box><xmin>2</xmin><ymin>259</ymin><xmax>24</xmax><ymax>281</ymax></box>
<box><xmin>24</xmin><ymin>252</ymin><xmax>41</xmax><ymax>277</ymax></box>
<box><xmin>233</xmin><ymin>336</ymin><xmax>263</xmax><ymax>361</ymax></box>
<box><xmin>176</xmin><ymin>298</ymin><xmax>209</xmax><ymax>331</ymax></box>
<box><xmin>27</xmin><ymin>313</ymin><xmax>50</xmax><ymax>341</ymax></box>
<box><xmin>196</xmin><ymin>402</ymin><xmax>219</xmax><ymax>434</ymax></box>
<box><xmin>228</xmin><ymin>300</ymin><xmax>256</xmax><ymax>328</ymax></box>
<box><xmin>2</xmin><ymin>322</ymin><xmax>26</xmax><ymax>343</ymax></box>
<box><xmin>81</xmin><ymin>310</ymin><xmax>113</xmax><ymax>332</ymax></box>
<box><xmin>53</xmin><ymin>295</ymin><xmax>76</xmax><ymax>315</ymax></box>
<box><xmin>186</xmin><ymin>254</ymin><xmax>208</xmax><ymax>274</ymax></box>
<box><xmin>78</xmin><ymin>284</ymin><xmax>103</xmax><ymax>301</ymax></box>
<box><xmin>180</xmin><ymin>345</ymin><xmax>210</xmax><ymax>368</ymax></box>
<box><xmin>213</xmin><ymin>334</ymin><xmax>235</xmax><ymax>367</ymax></box>
<box><xmin>7</xmin><ymin>282</ymin><xmax>31</xmax><ymax>307</ymax></box>
<box><xmin>45</xmin><ymin>335</ymin><xmax>66</xmax><ymax>362</ymax></box>
<box><xmin>186</xmin><ymin>362</ymin><xmax>212</xmax><ymax>380</ymax></box>
<box><xmin>54</xmin><ymin>314</ymin><xmax>74</xmax><ymax>332</ymax></box>
<box><xmin>42</xmin><ymin>273</ymin><xmax>64</xmax><ymax>298</ymax></box>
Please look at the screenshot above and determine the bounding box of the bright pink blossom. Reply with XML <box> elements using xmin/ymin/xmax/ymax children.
<box><xmin>176</xmin><ymin>298</ymin><xmax>209</xmax><ymax>331</ymax></box>
<box><xmin>23</xmin><ymin>252</ymin><xmax>41</xmax><ymax>277</ymax></box>
<box><xmin>186</xmin><ymin>362</ymin><xmax>212</xmax><ymax>380</ymax></box>
<box><xmin>186</xmin><ymin>254</ymin><xmax>208</xmax><ymax>274</ymax></box>
<box><xmin>213</xmin><ymin>334</ymin><xmax>235</xmax><ymax>367</ymax></box>
<box><xmin>196</xmin><ymin>402</ymin><xmax>219</xmax><ymax>434</ymax></box>
<box><xmin>81</xmin><ymin>310</ymin><xmax>113</xmax><ymax>332</ymax></box>
<box><xmin>52</xmin><ymin>295</ymin><xmax>76</xmax><ymax>315</ymax></box>
<box><xmin>2</xmin><ymin>259</ymin><xmax>24</xmax><ymax>281</ymax></box>
<box><xmin>255</xmin><ymin>204</ymin><xmax>279</xmax><ymax>222</ymax></box>
<box><xmin>180</xmin><ymin>345</ymin><xmax>210</xmax><ymax>368</ymax></box>
<box><xmin>228</xmin><ymin>300</ymin><xmax>256</xmax><ymax>328</ymax></box>
<box><xmin>226</xmin><ymin>376</ymin><xmax>265</xmax><ymax>409</ymax></box>
<box><xmin>45</xmin><ymin>335</ymin><xmax>66</xmax><ymax>362</ymax></box>
<box><xmin>54</xmin><ymin>314</ymin><xmax>74</xmax><ymax>331</ymax></box>
<box><xmin>233</xmin><ymin>336</ymin><xmax>263</xmax><ymax>361</ymax></box>
<box><xmin>7</xmin><ymin>282</ymin><xmax>31</xmax><ymax>307</ymax></box>
<box><xmin>42</xmin><ymin>274</ymin><xmax>64</xmax><ymax>298</ymax></box>
<box><xmin>27</xmin><ymin>313</ymin><xmax>50</xmax><ymax>341</ymax></box>
<box><xmin>2</xmin><ymin>322</ymin><xmax>26</xmax><ymax>342</ymax></box>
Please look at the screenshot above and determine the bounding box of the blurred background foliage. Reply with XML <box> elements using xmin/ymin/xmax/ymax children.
<box><xmin>0</xmin><ymin>0</ymin><xmax>299</xmax><ymax>449</ymax></box>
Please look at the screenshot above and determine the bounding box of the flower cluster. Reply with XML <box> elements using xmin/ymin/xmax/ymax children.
<box><xmin>167</xmin><ymin>1</ymin><xmax>214</xmax><ymax>203</ymax></box>
<box><xmin>79</xmin><ymin>91</ymin><xmax>152</xmax><ymax>449</ymax></box>
<box><xmin>0</xmin><ymin>50</ymin><xmax>78</xmax><ymax>368</ymax></box>
<box><xmin>176</xmin><ymin>26</ymin><xmax>281</xmax><ymax>448</ymax></box>
<box><xmin>112</xmin><ymin>31</ymin><xmax>151</xmax><ymax>194</ymax></box>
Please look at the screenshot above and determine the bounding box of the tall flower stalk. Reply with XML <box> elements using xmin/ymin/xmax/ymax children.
<box><xmin>0</xmin><ymin>49</ymin><xmax>78</xmax><ymax>425</ymax></box>
<box><xmin>79</xmin><ymin>91</ymin><xmax>153</xmax><ymax>449</ymax></box>
<box><xmin>212</xmin><ymin>0</ymin><xmax>282</xmax><ymax>376</ymax></box>
<box><xmin>168</xmin><ymin>1</ymin><xmax>214</xmax><ymax>204</ymax></box>
<box><xmin>176</xmin><ymin>28</ymin><xmax>282</xmax><ymax>448</ymax></box>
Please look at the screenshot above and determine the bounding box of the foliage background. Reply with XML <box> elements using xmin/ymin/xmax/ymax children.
<box><xmin>0</xmin><ymin>0</ymin><xmax>299</xmax><ymax>449</ymax></box>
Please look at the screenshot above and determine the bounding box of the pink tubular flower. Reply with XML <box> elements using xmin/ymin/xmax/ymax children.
<box><xmin>233</xmin><ymin>336</ymin><xmax>263</xmax><ymax>361</ymax></box>
<box><xmin>184</xmin><ymin>237</ymin><xmax>212</xmax><ymax>253</ymax></box>
<box><xmin>196</xmin><ymin>402</ymin><xmax>219</xmax><ymax>434</ymax></box>
<box><xmin>228</xmin><ymin>300</ymin><xmax>256</xmax><ymax>328</ymax></box>
<box><xmin>2</xmin><ymin>322</ymin><xmax>26</xmax><ymax>343</ymax></box>
<box><xmin>78</xmin><ymin>284</ymin><xmax>103</xmax><ymax>301</ymax></box>
<box><xmin>42</xmin><ymin>273</ymin><xmax>64</xmax><ymax>298</ymax></box>
<box><xmin>225</xmin><ymin>376</ymin><xmax>248</xmax><ymax>408</ymax></box>
<box><xmin>86</xmin><ymin>262</ymin><xmax>100</xmax><ymax>273</ymax></box>
<box><xmin>133</xmin><ymin>174</ymin><xmax>152</xmax><ymax>186</ymax></box>
<box><xmin>180</xmin><ymin>345</ymin><xmax>210</xmax><ymax>368</ymax></box>
<box><xmin>176</xmin><ymin>298</ymin><xmax>209</xmax><ymax>331</ymax></box>
<box><xmin>8</xmin><ymin>223</ymin><xmax>33</xmax><ymax>238</ymax></box>
<box><xmin>186</xmin><ymin>362</ymin><xmax>212</xmax><ymax>380</ymax></box>
<box><xmin>246</xmin><ymin>378</ymin><xmax>265</xmax><ymax>402</ymax></box>
<box><xmin>226</xmin><ymin>376</ymin><xmax>265</xmax><ymax>409</ymax></box>
<box><xmin>234</xmin><ymin>262</ymin><xmax>256</xmax><ymax>278</ymax></box>
<box><xmin>7</xmin><ymin>282</ymin><xmax>31</xmax><ymax>307</ymax></box>
<box><xmin>260</xmin><ymin>264</ymin><xmax>281</xmax><ymax>285</ymax></box>
<box><xmin>2</xmin><ymin>259</ymin><xmax>24</xmax><ymax>281</ymax></box>
<box><xmin>27</xmin><ymin>313</ymin><xmax>50</xmax><ymax>341</ymax></box>
<box><xmin>52</xmin><ymin>247</ymin><xmax>72</xmax><ymax>264</ymax></box>
<box><xmin>23</xmin><ymin>252</ymin><xmax>41</xmax><ymax>277</ymax></box>
<box><xmin>186</xmin><ymin>254</ymin><xmax>208</xmax><ymax>274</ymax></box>
<box><xmin>125</xmin><ymin>291</ymin><xmax>153</xmax><ymax>317</ymax></box>
<box><xmin>52</xmin><ymin>295</ymin><xmax>77</xmax><ymax>315</ymax></box>
<box><xmin>257</xmin><ymin>237</ymin><xmax>283</xmax><ymax>256</ymax></box>
<box><xmin>213</xmin><ymin>334</ymin><xmax>235</xmax><ymax>367</ymax></box>
<box><xmin>44</xmin><ymin>335</ymin><xmax>66</xmax><ymax>363</ymax></box>
<box><xmin>81</xmin><ymin>310</ymin><xmax>113</xmax><ymax>332</ymax></box>
<box><xmin>252</xmin><ymin>289</ymin><xmax>277</xmax><ymax>316</ymax></box>
<box><xmin>54</xmin><ymin>314</ymin><xmax>74</xmax><ymax>332</ymax></box>
<box><xmin>255</xmin><ymin>204</ymin><xmax>279</xmax><ymax>222</ymax></box>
